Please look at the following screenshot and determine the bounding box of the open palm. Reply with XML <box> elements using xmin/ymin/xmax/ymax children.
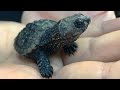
<box><xmin>0</xmin><ymin>11</ymin><xmax>120</xmax><ymax>79</ymax></box>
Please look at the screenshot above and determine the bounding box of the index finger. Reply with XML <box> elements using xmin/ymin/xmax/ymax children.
<box><xmin>63</xmin><ymin>30</ymin><xmax>120</xmax><ymax>65</ymax></box>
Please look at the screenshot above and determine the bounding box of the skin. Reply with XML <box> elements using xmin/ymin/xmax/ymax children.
<box><xmin>1</xmin><ymin>11</ymin><xmax>120</xmax><ymax>79</ymax></box>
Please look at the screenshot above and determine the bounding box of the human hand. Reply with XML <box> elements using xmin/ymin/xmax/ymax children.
<box><xmin>0</xmin><ymin>11</ymin><xmax>120</xmax><ymax>79</ymax></box>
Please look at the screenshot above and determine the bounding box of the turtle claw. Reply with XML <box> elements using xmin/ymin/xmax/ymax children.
<box><xmin>63</xmin><ymin>42</ymin><xmax>78</xmax><ymax>56</ymax></box>
<box><xmin>40</xmin><ymin>65</ymin><xmax>53</xmax><ymax>79</ymax></box>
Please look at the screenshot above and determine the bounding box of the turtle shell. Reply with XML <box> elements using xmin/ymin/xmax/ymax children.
<box><xmin>14</xmin><ymin>19</ymin><xmax>57</xmax><ymax>55</ymax></box>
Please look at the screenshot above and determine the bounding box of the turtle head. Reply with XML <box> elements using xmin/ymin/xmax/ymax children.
<box><xmin>58</xmin><ymin>13</ymin><xmax>91</xmax><ymax>44</ymax></box>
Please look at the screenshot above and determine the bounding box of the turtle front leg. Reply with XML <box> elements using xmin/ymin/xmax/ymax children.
<box><xmin>63</xmin><ymin>42</ymin><xmax>78</xmax><ymax>56</ymax></box>
<box><xmin>32</xmin><ymin>50</ymin><xmax>53</xmax><ymax>78</ymax></box>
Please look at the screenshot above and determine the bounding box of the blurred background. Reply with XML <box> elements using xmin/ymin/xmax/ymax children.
<box><xmin>0</xmin><ymin>11</ymin><xmax>23</xmax><ymax>22</ymax></box>
<box><xmin>114</xmin><ymin>11</ymin><xmax>120</xmax><ymax>17</ymax></box>
<box><xmin>0</xmin><ymin>11</ymin><xmax>119</xmax><ymax>22</ymax></box>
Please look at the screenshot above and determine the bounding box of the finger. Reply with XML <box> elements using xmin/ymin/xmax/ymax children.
<box><xmin>53</xmin><ymin>61</ymin><xmax>104</xmax><ymax>79</ymax></box>
<box><xmin>0</xmin><ymin>21</ymin><xmax>25</xmax><ymax>63</ymax></box>
<box><xmin>21</xmin><ymin>11</ymin><xmax>44</xmax><ymax>24</ymax></box>
<box><xmin>102</xmin><ymin>17</ymin><xmax>120</xmax><ymax>34</ymax></box>
<box><xmin>62</xmin><ymin>30</ymin><xmax>120</xmax><ymax>65</ymax></box>
<box><xmin>0</xmin><ymin>63</ymin><xmax>41</xmax><ymax>79</ymax></box>
<box><xmin>80</xmin><ymin>11</ymin><xmax>116</xmax><ymax>37</ymax></box>
<box><xmin>107</xmin><ymin>60</ymin><xmax>120</xmax><ymax>79</ymax></box>
<box><xmin>53</xmin><ymin>60</ymin><xmax>120</xmax><ymax>79</ymax></box>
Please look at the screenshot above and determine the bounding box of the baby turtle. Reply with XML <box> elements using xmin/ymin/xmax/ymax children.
<box><xmin>14</xmin><ymin>13</ymin><xmax>91</xmax><ymax>78</ymax></box>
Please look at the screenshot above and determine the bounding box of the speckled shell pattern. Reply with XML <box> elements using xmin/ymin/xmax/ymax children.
<box><xmin>14</xmin><ymin>20</ymin><xmax>57</xmax><ymax>55</ymax></box>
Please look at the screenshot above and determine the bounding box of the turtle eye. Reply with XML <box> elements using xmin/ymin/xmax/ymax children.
<box><xmin>74</xmin><ymin>18</ymin><xmax>85</xmax><ymax>28</ymax></box>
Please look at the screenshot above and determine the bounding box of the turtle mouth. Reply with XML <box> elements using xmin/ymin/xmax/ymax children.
<box><xmin>72</xmin><ymin>33</ymin><xmax>81</xmax><ymax>41</ymax></box>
